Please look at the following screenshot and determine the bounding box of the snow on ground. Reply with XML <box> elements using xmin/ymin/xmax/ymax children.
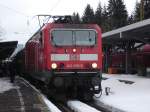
<box><xmin>0</xmin><ymin>77</ymin><xmax>17</xmax><ymax>93</ymax></box>
<box><xmin>42</xmin><ymin>95</ymin><xmax>61</xmax><ymax>112</ymax></box>
<box><xmin>95</xmin><ymin>73</ymin><xmax>150</xmax><ymax>112</ymax></box>
<box><xmin>67</xmin><ymin>100</ymin><xmax>101</xmax><ymax>112</ymax></box>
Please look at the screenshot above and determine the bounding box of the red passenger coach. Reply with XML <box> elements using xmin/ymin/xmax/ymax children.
<box><xmin>24</xmin><ymin>16</ymin><xmax>102</xmax><ymax>100</ymax></box>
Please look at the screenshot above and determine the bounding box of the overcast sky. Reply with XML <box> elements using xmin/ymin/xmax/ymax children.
<box><xmin>0</xmin><ymin>0</ymin><xmax>140</xmax><ymax>44</ymax></box>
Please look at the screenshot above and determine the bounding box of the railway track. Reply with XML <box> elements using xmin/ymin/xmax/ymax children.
<box><xmin>52</xmin><ymin>101</ymin><xmax>74</xmax><ymax>112</ymax></box>
<box><xmin>86</xmin><ymin>101</ymin><xmax>111</xmax><ymax>112</ymax></box>
<box><xmin>67</xmin><ymin>100</ymin><xmax>108</xmax><ymax>112</ymax></box>
<box><xmin>50</xmin><ymin>99</ymin><xmax>109</xmax><ymax>112</ymax></box>
<box><xmin>20</xmin><ymin>76</ymin><xmax>109</xmax><ymax>112</ymax></box>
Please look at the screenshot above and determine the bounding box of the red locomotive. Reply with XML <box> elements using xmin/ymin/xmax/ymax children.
<box><xmin>18</xmin><ymin>16</ymin><xmax>102</xmax><ymax>100</ymax></box>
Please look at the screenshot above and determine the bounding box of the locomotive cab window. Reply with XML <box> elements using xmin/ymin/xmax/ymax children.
<box><xmin>75</xmin><ymin>30</ymin><xmax>96</xmax><ymax>46</ymax></box>
<box><xmin>51</xmin><ymin>30</ymin><xmax>73</xmax><ymax>46</ymax></box>
<box><xmin>51</xmin><ymin>29</ymin><xmax>97</xmax><ymax>46</ymax></box>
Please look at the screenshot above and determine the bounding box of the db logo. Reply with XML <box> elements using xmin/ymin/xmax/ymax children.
<box><xmin>70</xmin><ymin>54</ymin><xmax>79</xmax><ymax>61</ymax></box>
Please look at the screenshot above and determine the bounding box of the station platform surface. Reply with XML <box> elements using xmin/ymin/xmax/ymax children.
<box><xmin>95</xmin><ymin>73</ymin><xmax>150</xmax><ymax>112</ymax></box>
<box><xmin>0</xmin><ymin>77</ymin><xmax>49</xmax><ymax>112</ymax></box>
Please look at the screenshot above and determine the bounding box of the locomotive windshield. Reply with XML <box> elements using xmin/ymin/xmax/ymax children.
<box><xmin>51</xmin><ymin>29</ymin><xmax>96</xmax><ymax>46</ymax></box>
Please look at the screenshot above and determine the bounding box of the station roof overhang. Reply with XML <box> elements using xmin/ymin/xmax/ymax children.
<box><xmin>0</xmin><ymin>41</ymin><xmax>18</xmax><ymax>61</ymax></box>
<box><xmin>102</xmin><ymin>18</ymin><xmax>150</xmax><ymax>46</ymax></box>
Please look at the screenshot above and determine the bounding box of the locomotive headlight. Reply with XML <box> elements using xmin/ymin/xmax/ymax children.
<box><xmin>73</xmin><ymin>48</ymin><xmax>76</xmax><ymax>53</ymax></box>
<box><xmin>51</xmin><ymin>63</ymin><xmax>57</xmax><ymax>69</ymax></box>
<box><xmin>92</xmin><ymin>63</ymin><xmax>97</xmax><ymax>69</ymax></box>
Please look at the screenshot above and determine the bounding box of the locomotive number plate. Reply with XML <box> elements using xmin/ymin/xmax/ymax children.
<box><xmin>70</xmin><ymin>54</ymin><xmax>79</xmax><ymax>60</ymax></box>
<box><xmin>66</xmin><ymin>64</ymin><xmax>83</xmax><ymax>68</ymax></box>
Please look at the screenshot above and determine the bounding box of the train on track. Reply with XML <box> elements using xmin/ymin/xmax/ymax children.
<box><xmin>14</xmin><ymin>15</ymin><xmax>102</xmax><ymax>101</ymax></box>
<box><xmin>107</xmin><ymin>44</ymin><xmax>150</xmax><ymax>75</ymax></box>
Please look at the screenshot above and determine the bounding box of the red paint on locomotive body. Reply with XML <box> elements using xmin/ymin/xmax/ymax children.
<box><xmin>44</xmin><ymin>23</ymin><xmax>102</xmax><ymax>71</ymax></box>
<box><xmin>24</xmin><ymin>22</ymin><xmax>102</xmax><ymax>99</ymax></box>
<box><xmin>25</xmin><ymin>23</ymin><xmax>102</xmax><ymax>72</ymax></box>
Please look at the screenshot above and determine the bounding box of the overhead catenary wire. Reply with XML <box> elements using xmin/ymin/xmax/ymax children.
<box><xmin>0</xmin><ymin>2</ymin><xmax>32</xmax><ymax>35</ymax></box>
<box><xmin>0</xmin><ymin>0</ymin><xmax>63</xmax><ymax>36</ymax></box>
<box><xmin>49</xmin><ymin>0</ymin><xmax>62</xmax><ymax>13</ymax></box>
<box><xmin>37</xmin><ymin>0</ymin><xmax>62</xmax><ymax>27</ymax></box>
<box><xmin>0</xmin><ymin>2</ymin><xmax>29</xmax><ymax>17</ymax></box>
<box><xmin>26</xmin><ymin>0</ymin><xmax>63</xmax><ymax>32</ymax></box>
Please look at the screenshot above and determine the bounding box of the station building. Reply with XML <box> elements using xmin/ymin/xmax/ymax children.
<box><xmin>102</xmin><ymin>18</ymin><xmax>150</xmax><ymax>76</ymax></box>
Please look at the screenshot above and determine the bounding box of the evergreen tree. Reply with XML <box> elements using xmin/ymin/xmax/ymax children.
<box><xmin>82</xmin><ymin>4</ymin><xmax>95</xmax><ymax>24</ymax></box>
<box><xmin>133</xmin><ymin>1</ymin><xmax>140</xmax><ymax>22</ymax></box>
<box><xmin>101</xmin><ymin>5</ymin><xmax>111</xmax><ymax>32</ymax></box>
<box><xmin>72</xmin><ymin>12</ymin><xmax>81</xmax><ymax>24</ymax></box>
<box><xmin>144</xmin><ymin>0</ymin><xmax>150</xmax><ymax>19</ymax></box>
<box><xmin>95</xmin><ymin>2</ymin><xmax>102</xmax><ymax>27</ymax></box>
<box><xmin>107</xmin><ymin>0</ymin><xmax>128</xmax><ymax>29</ymax></box>
<box><xmin>133</xmin><ymin>0</ymin><xmax>150</xmax><ymax>22</ymax></box>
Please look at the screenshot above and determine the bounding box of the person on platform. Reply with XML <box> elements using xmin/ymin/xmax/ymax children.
<box><xmin>9</xmin><ymin>59</ymin><xmax>16</xmax><ymax>83</ymax></box>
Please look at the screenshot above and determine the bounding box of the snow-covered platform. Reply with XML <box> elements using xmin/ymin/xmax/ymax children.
<box><xmin>0</xmin><ymin>77</ymin><xmax>50</xmax><ymax>112</ymax></box>
<box><xmin>95</xmin><ymin>74</ymin><xmax>150</xmax><ymax>112</ymax></box>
